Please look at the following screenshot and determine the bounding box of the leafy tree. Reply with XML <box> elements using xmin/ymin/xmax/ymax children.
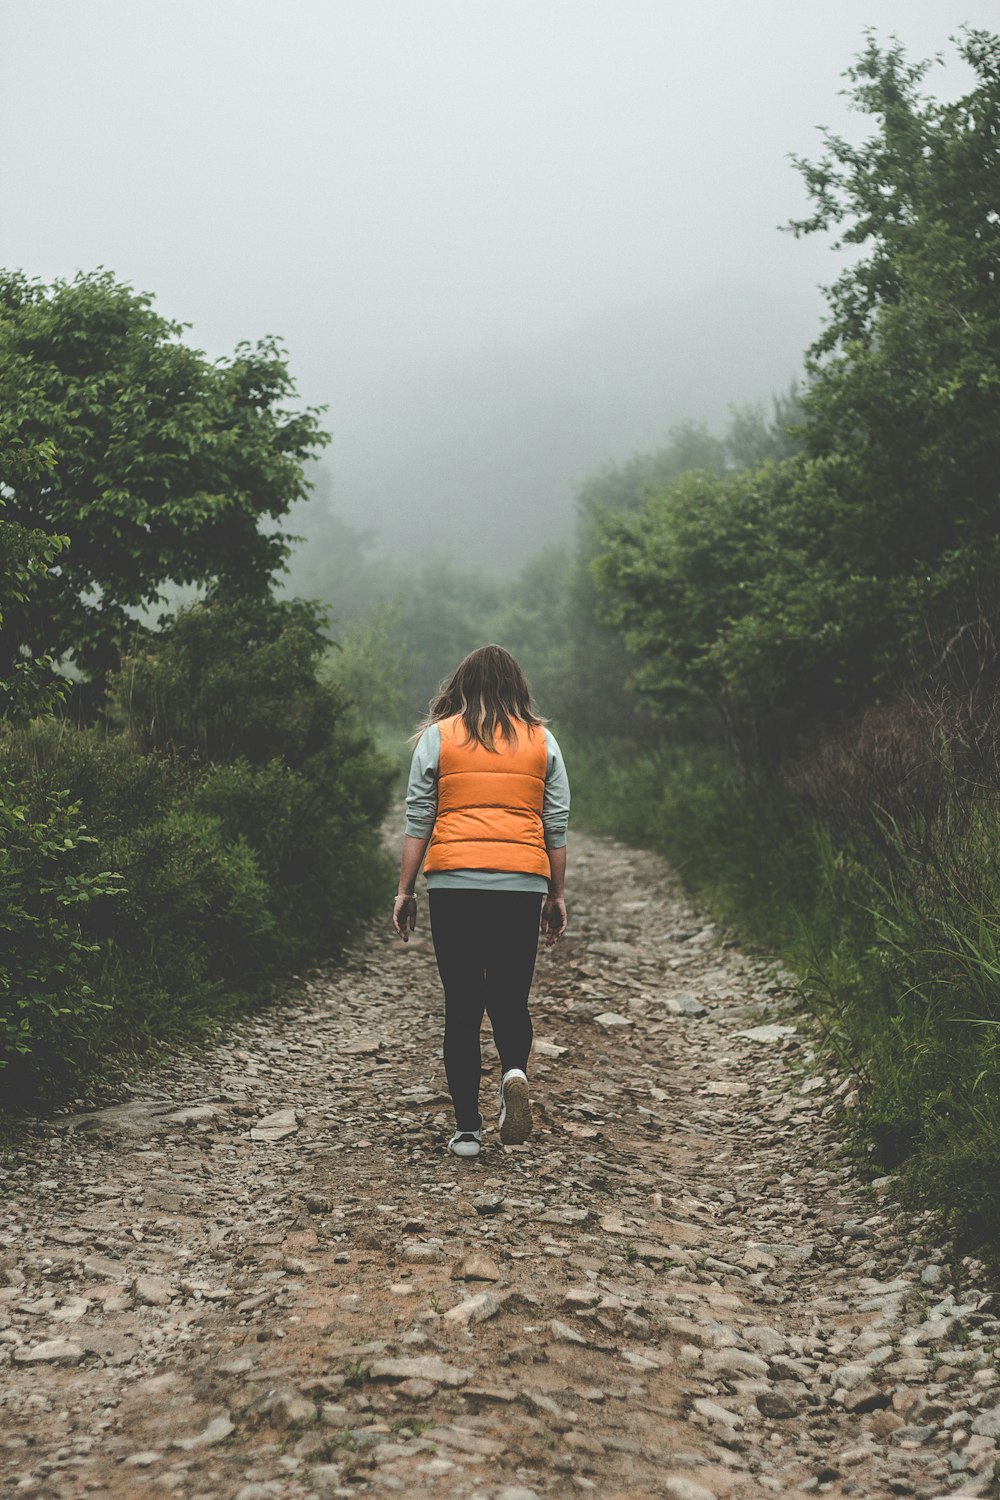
<box><xmin>0</xmin><ymin>269</ymin><xmax>329</xmax><ymax>694</ymax></box>
<box><xmin>594</xmin><ymin>31</ymin><xmax>1000</xmax><ymax>756</ymax></box>
<box><xmin>0</xmin><ymin>428</ymin><xmax>69</xmax><ymax>720</ymax></box>
<box><xmin>788</xmin><ymin>28</ymin><xmax>1000</xmax><ymax>624</ymax></box>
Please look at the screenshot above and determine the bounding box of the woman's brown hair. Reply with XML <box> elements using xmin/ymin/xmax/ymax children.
<box><xmin>417</xmin><ymin>644</ymin><xmax>544</xmax><ymax>751</ymax></box>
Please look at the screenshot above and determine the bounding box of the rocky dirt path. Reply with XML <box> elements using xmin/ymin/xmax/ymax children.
<box><xmin>3</xmin><ymin>830</ymin><xmax>1000</xmax><ymax>1500</ymax></box>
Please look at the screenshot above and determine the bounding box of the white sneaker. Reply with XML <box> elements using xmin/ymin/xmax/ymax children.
<box><xmin>498</xmin><ymin>1068</ymin><xmax>532</xmax><ymax>1145</ymax></box>
<box><xmin>448</xmin><ymin>1123</ymin><xmax>482</xmax><ymax>1158</ymax></box>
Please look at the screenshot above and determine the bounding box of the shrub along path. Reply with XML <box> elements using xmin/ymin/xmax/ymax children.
<box><xmin>2</xmin><ymin>831</ymin><xmax>999</xmax><ymax>1500</ymax></box>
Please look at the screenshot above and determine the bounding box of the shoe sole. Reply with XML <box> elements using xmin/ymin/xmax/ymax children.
<box><xmin>499</xmin><ymin>1076</ymin><xmax>532</xmax><ymax>1145</ymax></box>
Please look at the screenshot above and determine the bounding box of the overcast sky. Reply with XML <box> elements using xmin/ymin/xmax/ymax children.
<box><xmin>2</xmin><ymin>1</ymin><xmax>989</xmax><ymax>563</ymax></box>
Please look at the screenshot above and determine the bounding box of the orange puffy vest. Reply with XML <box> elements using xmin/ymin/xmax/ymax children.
<box><xmin>423</xmin><ymin>714</ymin><xmax>550</xmax><ymax>877</ymax></box>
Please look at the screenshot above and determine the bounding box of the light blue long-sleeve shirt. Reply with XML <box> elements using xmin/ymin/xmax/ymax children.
<box><xmin>405</xmin><ymin>722</ymin><xmax>570</xmax><ymax>893</ymax></box>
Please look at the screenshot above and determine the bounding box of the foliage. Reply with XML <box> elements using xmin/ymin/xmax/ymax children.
<box><xmin>568</xmin><ymin>720</ymin><xmax>1000</xmax><ymax>1253</ymax></box>
<box><xmin>592</xmin><ymin>32</ymin><xmax>1000</xmax><ymax>758</ymax></box>
<box><xmin>789</xmin><ymin>28</ymin><xmax>1000</xmax><ymax>661</ymax></box>
<box><xmin>0</xmin><ymin>508</ymin><xmax>70</xmax><ymax>722</ymax></box>
<box><xmin>0</xmin><ymin>768</ymin><xmax>123</xmax><ymax>1080</ymax></box>
<box><xmin>0</xmin><ymin>597</ymin><xmax>393</xmax><ymax>1110</ymax></box>
<box><xmin>112</xmin><ymin>594</ymin><xmax>338</xmax><ymax>765</ymax></box>
<box><xmin>110</xmin><ymin>594</ymin><xmax>395</xmax><ymax>957</ymax></box>
<box><xmin>0</xmin><ymin>427</ymin><xmax>70</xmax><ymax>719</ymax></box>
<box><xmin>569</xmin><ymin>32</ymin><xmax>1000</xmax><ymax>1255</ymax></box>
<box><xmin>0</xmin><ymin>268</ymin><xmax>329</xmax><ymax>690</ymax></box>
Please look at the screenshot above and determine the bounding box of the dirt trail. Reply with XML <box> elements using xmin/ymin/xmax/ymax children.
<box><xmin>2</xmin><ymin>830</ymin><xmax>999</xmax><ymax>1500</ymax></box>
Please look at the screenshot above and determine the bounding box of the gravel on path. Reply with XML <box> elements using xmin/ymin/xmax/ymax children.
<box><xmin>2</xmin><ymin>831</ymin><xmax>999</xmax><ymax>1500</ymax></box>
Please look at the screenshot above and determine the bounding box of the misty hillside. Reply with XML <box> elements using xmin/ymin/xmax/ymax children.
<box><xmin>286</xmin><ymin>278</ymin><xmax>822</xmax><ymax>578</ymax></box>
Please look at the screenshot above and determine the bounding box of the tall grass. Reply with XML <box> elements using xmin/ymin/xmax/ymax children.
<box><xmin>563</xmin><ymin>711</ymin><xmax>1000</xmax><ymax>1256</ymax></box>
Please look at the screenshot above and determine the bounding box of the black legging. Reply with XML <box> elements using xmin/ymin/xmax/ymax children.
<box><xmin>428</xmin><ymin>890</ymin><xmax>543</xmax><ymax>1131</ymax></box>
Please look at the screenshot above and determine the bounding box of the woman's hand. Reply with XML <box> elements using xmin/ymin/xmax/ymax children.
<box><xmin>393</xmin><ymin>893</ymin><xmax>417</xmax><ymax>942</ymax></box>
<box><xmin>541</xmin><ymin>895</ymin><xmax>567</xmax><ymax>946</ymax></box>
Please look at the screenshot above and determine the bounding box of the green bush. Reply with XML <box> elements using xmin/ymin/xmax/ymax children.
<box><xmin>0</xmin><ymin>596</ymin><xmax>394</xmax><ymax>1111</ymax></box>
<box><xmin>113</xmin><ymin>594</ymin><xmax>342</xmax><ymax>767</ymax></box>
<box><xmin>0</xmin><ymin>768</ymin><xmax>122</xmax><ymax>1094</ymax></box>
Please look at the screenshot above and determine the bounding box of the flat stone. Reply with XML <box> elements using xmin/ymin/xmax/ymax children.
<box><xmin>884</xmin><ymin>1357</ymin><xmax>932</xmax><ymax>1380</ymax></box>
<box><xmin>889</xmin><ymin>1422</ymin><xmax>937</xmax><ymax>1445</ymax></box>
<box><xmin>81</xmin><ymin>1253</ymin><xmax>125</xmax><ymax>1279</ymax></box>
<box><xmin>703</xmin><ymin>1348</ymin><xmax>769</xmax><ymax>1380</ymax></box>
<box><xmin>590</xmin><ymin>940</ymin><xmax>634</xmax><ymax>959</ymax></box>
<box><xmin>757</xmin><ymin>1389</ymin><xmax>798</xmax><ymax>1418</ymax></box>
<box><xmin>402</xmin><ymin>1243</ymin><xmax>443</xmax><ymax>1264</ymax></box>
<box><xmin>472</xmin><ymin>1196</ymin><xmax>505</xmax><ymax>1216</ymax></box>
<box><xmin>533</xmin><ymin>1039</ymin><xmax>568</xmax><ymax>1057</ymax></box>
<box><xmin>541</xmin><ymin>1206</ymin><xmax>591</xmax><ymax>1225</ymax></box>
<box><xmin>663</xmin><ymin>1479</ymin><xmax>718</xmax><ymax>1500</ymax></box>
<box><xmin>594</xmin><ymin>1012</ymin><xmax>632</xmax><ymax>1027</ymax></box>
<box><xmin>621</xmin><ymin>1349</ymin><xmax>662</xmax><ymax>1371</ymax></box>
<box><xmin>431</xmin><ymin>1425</ymin><xmax>504</xmax><ymax>1457</ymax></box>
<box><xmin>368</xmin><ymin>1357</ymin><xmax>472</xmax><ymax>1387</ymax></box>
<box><xmin>444</xmin><ymin>1290</ymin><xmax>510</xmax><ymax>1326</ymax></box>
<box><xmin>736</xmin><ymin>1024</ymin><xmax>797</xmax><ymax>1042</ymax></box>
<box><xmin>768</xmin><ymin>1356</ymin><xmax>813</xmax><ymax>1381</ymax></box>
<box><xmin>255</xmin><ymin>1388</ymin><xmax>318</xmax><ymax>1428</ymax></box>
<box><xmin>664</xmin><ymin>994</ymin><xmax>707</xmax><ymax>1017</ymax></box>
<box><xmin>743</xmin><ymin>1325</ymin><xmax>787</xmax><ymax>1357</ymax></box>
<box><xmin>831</xmin><ymin>1361</ymin><xmax>873</xmax><ymax>1391</ymax></box>
<box><xmin>912</xmin><ymin>1316</ymin><xmax>960</xmax><ymax>1346</ymax></box>
<box><xmin>250</xmin><ymin>1108</ymin><xmax>299</xmax><ymax>1142</ymax></box>
<box><xmin>13</xmin><ymin>1338</ymin><xmax>84</xmax><ymax>1364</ymax></box>
<box><xmin>63</xmin><ymin>1101</ymin><xmax>175</xmax><ymax>1137</ymax></box>
<box><xmin>685</xmin><ymin>925</ymin><xmax>717</xmax><ymax>945</ymax></box>
<box><xmin>691</xmin><ymin>1397</ymin><xmax>742</xmax><ymax>1430</ymax></box>
<box><xmin>306</xmin><ymin>1467</ymin><xmax>344</xmax><ymax>1494</ymax></box>
<box><xmin>747</xmin><ymin>1240</ymin><xmax>813</xmax><ymax>1261</ymax></box>
<box><xmin>548</xmin><ymin>1318</ymin><xmax>587</xmax><ymax>1345</ymax></box>
<box><xmin>50</xmin><ymin>1296</ymin><xmax>91</xmax><ymax>1322</ymax></box>
<box><xmin>77</xmin><ymin>1329</ymin><xmax>140</xmax><ymax>1365</ymax></box>
<box><xmin>172</xmin><ymin>1415</ymin><xmax>235</xmax><ymax>1449</ymax></box>
<box><xmin>452</xmin><ymin>1253</ymin><xmax>502</xmax><ymax>1281</ymax></box>
<box><xmin>133</xmin><ymin>1274</ymin><xmax>174</xmax><ymax>1307</ymax></box>
<box><xmin>970</xmin><ymin>1406</ymin><xmax>1000</xmax><ymax>1438</ymax></box>
<box><xmin>163</xmin><ymin>1104</ymin><xmax>217</xmax><ymax>1124</ymax></box>
<box><xmin>843</xmin><ymin>1384</ymin><xmax>890</xmax><ymax>1414</ymax></box>
<box><xmin>869</xmin><ymin>1409</ymin><xmax>905</xmax><ymax>1439</ymax></box>
<box><xmin>124</xmin><ymin>1451</ymin><xmax>163</xmax><ymax>1467</ymax></box>
<box><xmin>397</xmin><ymin>1377</ymin><xmax>436</xmax><ymax>1397</ymax></box>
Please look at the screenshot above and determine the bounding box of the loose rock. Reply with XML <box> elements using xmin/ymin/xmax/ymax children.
<box><xmin>13</xmin><ymin>1338</ymin><xmax>84</xmax><ymax>1364</ymax></box>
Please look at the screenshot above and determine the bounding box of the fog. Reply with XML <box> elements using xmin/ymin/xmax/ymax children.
<box><xmin>2</xmin><ymin>0</ymin><xmax>986</xmax><ymax>569</ymax></box>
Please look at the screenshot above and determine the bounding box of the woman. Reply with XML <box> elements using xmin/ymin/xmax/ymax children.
<box><xmin>392</xmin><ymin>645</ymin><xmax>570</xmax><ymax>1158</ymax></box>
